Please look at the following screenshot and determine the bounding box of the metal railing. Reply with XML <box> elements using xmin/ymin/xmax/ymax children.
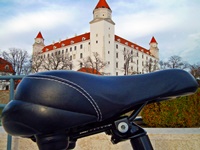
<box><xmin>0</xmin><ymin>75</ymin><xmax>25</xmax><ymax>150</ymax></box>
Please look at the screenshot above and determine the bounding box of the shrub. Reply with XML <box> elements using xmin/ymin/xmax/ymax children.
<box><xmin>0</xmin><ymin>108</ymin><xmax>2</xmax><ymax>126</ymax></box>
<box><xmin>141</xmin><ymin>88</ymin><xmax>200</xmax><ymax>127</ymax></box>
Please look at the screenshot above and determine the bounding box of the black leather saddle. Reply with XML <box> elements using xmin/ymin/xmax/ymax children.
<box><xmin>1</xmin><ymin>69</ymin><xmax>198</xmax><ymax>149</ymax></box>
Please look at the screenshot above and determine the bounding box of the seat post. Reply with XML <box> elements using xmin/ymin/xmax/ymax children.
<box><xmin>130</xmin><ymin>134</ymin><xmax>153</xmax><ymax>150</ymax></box>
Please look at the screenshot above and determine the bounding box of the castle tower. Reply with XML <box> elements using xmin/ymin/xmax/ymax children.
<box><xmin>33</xmin><ymin>32</ymin><xmax>45</xmax><ymax>55</ymax></box>
<box><xmin>149</xmin><ymin>36</ymin><xmax>159</xmax><ymax>59</ymax></box>
<box><xmin>90</xmin><ymin>0</ymin><xmax>115</xmax><ymax>75</ymax></box>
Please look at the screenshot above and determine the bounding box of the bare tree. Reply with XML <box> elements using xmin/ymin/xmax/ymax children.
<box><xmin>159</xmin><ymin>60</ymin><xmax>168</xmax><ymax>70</ymax></box>
<box><xmin>123</xmin><ymin>49</ymin><xmax>133</xmax><ymax>75</ymax></box>
<box><xmin>190</xmin><ymin>63</ymin><xmax>200</xmax><ymax>79</ymax></box>
<box><xmin>31</xmin><ymin>53</ymin><xmax>44</xmax><ymax>73</ymax></box>
<box><xmin>145</xmin><ymin>58</ymin><xmax>159</xmax><ymax>73</ymax></box>
<box><xmin>79</xmin><ymin>52</ymin><xmax>108</xmax><ymax>74</ymax></box>
<box><xmin>167</xmin><ymin>55</ymin><xmax>189</xmax><ymax>69</ymax></box>
<box><xmin>42</xmin><ymin>53</ymin><xmax>72</xmax><ymax>71</ymax></box>
<box><xmin>1</xmin><ymin>48</ymin><xmax>30</xmax><ymax>75</ymax></box>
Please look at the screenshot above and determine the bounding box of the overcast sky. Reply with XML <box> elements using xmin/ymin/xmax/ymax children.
<box><xmin>0</xmin><ymin>0</ymin><xmax>200</xmax><ymax>64</ymax></box>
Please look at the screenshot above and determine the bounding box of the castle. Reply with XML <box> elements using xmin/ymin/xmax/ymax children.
<box><xmin>33</xmin><ymin>0</ymin><xmax>159</xmax><ymax>75</ymax></box>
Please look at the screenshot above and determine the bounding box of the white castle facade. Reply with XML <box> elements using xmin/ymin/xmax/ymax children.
<box><xmin>33</xmin><ymin>0</ymin><xmax>159</xmax><ymax>75</ymax></box>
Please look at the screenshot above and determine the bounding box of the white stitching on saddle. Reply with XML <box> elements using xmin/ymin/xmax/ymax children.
<box><xmin>26</xmin><ymin>76</ymin><xmax>102</xmax><ymax>121</ymax></box>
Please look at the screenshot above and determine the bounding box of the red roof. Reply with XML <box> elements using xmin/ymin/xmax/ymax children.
<box><xmin>41</xmin><ymin>33</ymin><xmax>153</xmax><ymax>57</ymax></box>
<box><xmin>95</xmin><ymin>0</ymin><xmax>111</xmax><ymax>10</ymax></box>
<box><xmin>78</xmin><ymin>67</ymin><xmax>101</xmax><ymax>75</ymax></box>
<box><xmin>36</xmin><ymin>31</ymin><xmax>44</xmax><ymax>39</ymax></box>
<box><xmin>42</xmin><ymin>33</ymin><xmax>90</xmax><ymax>53</ymax></box>
<box><xmin>115</xmin><ymin>35</ymin><xmax>151</xmax><ymax>55</ymax></box>
<box><xmin>149</xmin><ymin>36</ymin><xmax>157</xmax><ymax>44</ymax></box>
<box><xmin>0</xmin><ymin>58</ymin><xmax>15</xmax><ymax>74</ymax></box>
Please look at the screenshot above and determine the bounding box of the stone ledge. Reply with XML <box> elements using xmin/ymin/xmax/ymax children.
<box><xmin>1</xmin><ymin>127</ymin><xmax>200</xmax><ymax>150</ymax></box>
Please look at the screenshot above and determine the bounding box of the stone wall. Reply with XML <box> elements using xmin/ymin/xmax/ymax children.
<box><xmin>1</xmin><ymin>127</ymin><xmax>200</xmax><ymax>150</ymax></box>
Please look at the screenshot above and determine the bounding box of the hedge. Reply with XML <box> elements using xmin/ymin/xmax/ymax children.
<box><xmin>0</xmin><ymin>108</ymin><xmax>2</xmax><ymax>126</ymax></box>
<box><xmin>141</xmin><ymin>88</ymin><xmax>200</xmax><ymax>127</ymax></box>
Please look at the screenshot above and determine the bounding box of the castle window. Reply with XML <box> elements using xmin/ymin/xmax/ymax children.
<box><xmin>70</xmin><ymin>47</ymin><xmax>72</xmax><ymax>52</ymax></box>
<box><xmin>116</xmin><ymin>52</ymin><xmax>118</xmax><ymax>58</ymax></box>
<box><xmin>96</xmin><ymin>41</ymin><xmax>98</xmax><ymax>44</ymax></box>
<box><xmin>80</xmin><ymin>53</ymin><xmax>83</xmax><ymax>58</ymax></box>
<box><xmin>116</xmin><ymin>44</ymin><xmax>118</xmax><ymax>49</ymax></box>
<box><xmin>116</xmin><ymin>62</ymin><xmax>118</xmax><ymax>68</ymax></box>
<box><xmin>108</xmin><ymin>41</ymin><xmax>110</xmax><ymax>44</ymax></box>
<box><xmin>116</xmin><ymin>72</ymin><xmax>118</xmax><ymax>76</ymax></box>
<box><xmin>108</xmin><ymin>51</ymin><xmax>110</xmax><ymax>54</ymax></box>
<box><xmin>48</xmin><ymin>54</ymin><xmax>49</xmax><ymax>57</ymax></box>
<box><xmin>62</xmin><ymin>50</ymin><xmax>64</xmax><ymax>54</ymax></box>
<box><xmin>70</xmin><ymin>64</ymin><xmax>72</xmax><ymax>70</ymax></box>
<box><xmin>80</xmin><ymin>44</ymin><xmax>83</xmax><ymax>49</ymax></box>
<box><xmin>131</xmin><ymin>66</ymin><xmax>133</xmax><ymax>70</ymax></box>
<box><xmin>88</xmin><ymin>42</ymin><xmax>90</xmax><ymax>45</ymax></box>
<box><xmin>70</xmin><ymin>55</ymin><xmax>72</xmax><ymax>60</ymax></box>
<box><xmin>74</xmin><ymin>46</ymin><xmax>76</xmax><ymax>50</ymax></box>
<box><xmin>5</xmin><ymin>65</ymin><xmax>9</xmax><ymax>70</ymax></box>
<box><xmin>71</xmin><ymin>41</ymin><xmax>74</xmax><ymax>44</ymax></box>
<box><xmin>66</xmin><ymin>48</ymin><xmax>68</xmax><ymax>52</ymax></box>
<box><xmin>80</xmin><ymin>63</ymin><xmax>83</xmax><ymax>68</ymax></box>
<box><xmin>82</xmin><ymin>37</ymin><xmax>86</xmax><ymax>41</ymax></box>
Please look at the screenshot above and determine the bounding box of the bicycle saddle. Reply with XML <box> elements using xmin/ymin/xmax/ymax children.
<box><xmin>1</xmin><ymin>69</ymin><xmax>198</xmax><ymax>149</ymax></box>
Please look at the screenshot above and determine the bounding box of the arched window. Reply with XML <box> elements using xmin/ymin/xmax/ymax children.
<box><xmin>5</xmin><ymin>65</ymin><xmax>9</xmax><ymax>70</ymax></box>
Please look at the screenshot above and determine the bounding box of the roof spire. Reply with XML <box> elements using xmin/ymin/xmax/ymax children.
<box><xmin>95</xmin><ymin>0</ymin><xmax>111</xmax><ymax>10</ymax></box>
<box><xmin>36</xmin><ymin>31</ymin><xmax>44</xmax><ymax>39</ymax></box>
<box><xmin>149</xmin><ymin>36</ymin><xmax>157</xmax><ymax>44</ymax></box>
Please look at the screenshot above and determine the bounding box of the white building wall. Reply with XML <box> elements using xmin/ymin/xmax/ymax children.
<box><xmin>90</xmin><ymin>20</ymin><xmax>115</xmax><ymax>75</ymax></box>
